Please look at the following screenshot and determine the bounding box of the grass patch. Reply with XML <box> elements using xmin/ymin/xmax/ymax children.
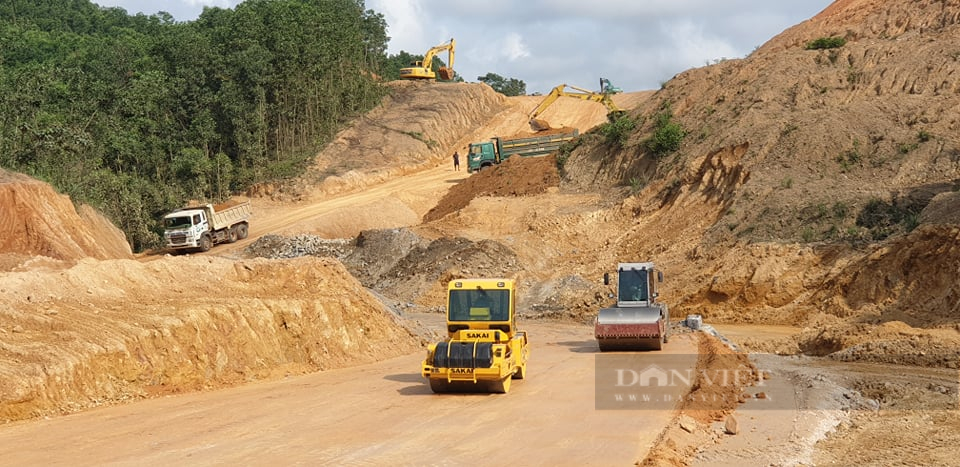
<box><xmin>806</xmin><ymin>36</ymin><xmax>847</xmax><ymax>50</ymax></box>
<box><xmin>597</xmin><ymin>114</ymin><xmax>639</xmax><ymax>148</ymax></box>
<box><xmin>403</xmin><ymin>131</ymin><xmax>438</xmax><ymax>148</ymax></box>
<box><xmin>643</xmin><ymin>105</ymin><xmax>686</xmax><ymax>158</ymax></box>
<box><xmin>856</xmin><ymin>198</ymin><xmax>923</xmax><ymax>240</ymax></box>
<box><xmin>836</xmin><ymin>139</ymin><xmax>863</xmax><ymax>172</ymax></box>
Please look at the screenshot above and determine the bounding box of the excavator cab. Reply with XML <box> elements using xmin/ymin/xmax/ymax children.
<box><xmin>600</xmin><ymin>77</ymin><xmax>622</xmax><ymax>94</ymax></box>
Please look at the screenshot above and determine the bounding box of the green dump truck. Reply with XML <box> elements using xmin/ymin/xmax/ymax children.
<box><xmin>467</xmin><ymin>129</ymin><xmax>579</xmax><ymax>173</ymax></box>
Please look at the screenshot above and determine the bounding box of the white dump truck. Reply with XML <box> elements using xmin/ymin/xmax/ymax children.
<box><xmin>162</xmin><ymin>199</ymin><xmax>251</xmax><ymax>252</ymax></box>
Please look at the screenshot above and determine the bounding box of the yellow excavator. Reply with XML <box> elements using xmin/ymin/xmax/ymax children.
<box><xmin>422</xmin><ymin>278</ymin><xmax>528</xmax><ymax>393</ymax></box>
<box><xmin>400</xmin><ymin>38</ymin><xmax>456</xmax><ymax>80</ymax></box>
<box><xmin>528</xmin><ymin>80</ymin><xmax>625</xmax><ymax>131</ymax></box>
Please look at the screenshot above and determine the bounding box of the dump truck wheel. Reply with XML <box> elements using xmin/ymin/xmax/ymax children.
<box><xmin>237</xmin><ymin>223</ymin><xmax>249</xmax><ymax>239</ymax></box>
<box><xmin>199</xmin><ymin>234</ymin><xmax>213</xmax><ymax>252</ymax></box>
<box><xmin>227</xmin><ymin>227</ymin><xmax>238</xmax><ymax>243</ymax></box>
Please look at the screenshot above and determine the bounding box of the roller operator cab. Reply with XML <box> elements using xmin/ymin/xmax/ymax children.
<box><xmin>421</xmin><ymin>279</ymin><xmax>529</xmax><ymax>393</ymax></box>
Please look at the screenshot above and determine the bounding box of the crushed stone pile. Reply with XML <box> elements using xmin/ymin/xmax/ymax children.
<box><xmin>245</xmin><ymin>234</ymin><xmax>353</xmax><ymax>260</ymax></box>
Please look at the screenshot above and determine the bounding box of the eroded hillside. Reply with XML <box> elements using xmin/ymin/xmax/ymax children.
<box><xmin>557</xmin><ymin>0</ymin><xmax>960</xmax><ymax>336</ymax></box>
<box><xmin>0</xmin><ymin>169</ymin><xmax>132</xmax><ymax>270</ymax></box>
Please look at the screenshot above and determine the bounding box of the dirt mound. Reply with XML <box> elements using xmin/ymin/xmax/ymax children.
<box><xmin>377</xmin><ymin>236</ymin><xmax>519</xmax><ymax>304</ymax></box>
<box><xmin>423</xmin><ymin>154</ymin><xmax>560</xmax><ymax>221</ymax></box>
<box><xmin>0</xmin><ymin>170</ymin><xmax>131</xmax><ymax>268</ymax></box>
<box><xmin>244</xmin><ymin>233</ymin><xmax>353</xmax><ymax>259</ymax></box>
<box><xmin>813</xmin><ymin>225</ymin><xmax>960</xmax><ymax>327</ymax></box>
<box><xmin>502</xmin><ymin>125</ymin><xmax>579</xmax><ymax>139</ymax></box>
<box><xmin>0</xmin><ymin>256</ymin><xmax>421</xmax><ymax>422</ymax></box>
<box><xmin>640</xmin><ymin>333</ymin><xmax>758</xmax><ymax>466</ymax></box>
<box><xmin>242</xmin><ymin>228</ymin><xmax>520</xmax><ymax>312</ymax></box>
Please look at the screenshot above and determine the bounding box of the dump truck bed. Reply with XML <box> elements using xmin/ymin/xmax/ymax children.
<box><xmin>208</xmin><ymin>200</ymin><xmax>251</xmax><ymax>231</ymax></box>
<box><xmin>497</xmin><ymin>129</ymin><xmax>579</xmax><ymax>159</ymax></box>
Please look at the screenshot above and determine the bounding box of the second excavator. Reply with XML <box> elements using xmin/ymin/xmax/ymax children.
<box><xmin>400</xmin><ymin>38</ymin><xmax>456</xmax><ymax>81</ymax></box>
<box><xmin>528</xmin><ymin>80</ymin><xmax>625</xmax><ymax>131</ymax></box>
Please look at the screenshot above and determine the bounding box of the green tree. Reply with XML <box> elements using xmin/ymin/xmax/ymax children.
<box><xmin>477</xmin><ymin>72</ymin><xmax>526</xmax><ymax>96</ymax></box>
<box><xmin>0</xmin><ymin>0</ymin><xmax>391</xmax><ymax>252</ymax></box>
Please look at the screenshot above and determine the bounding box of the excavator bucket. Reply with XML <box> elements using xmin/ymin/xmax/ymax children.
<box><xmin>529</xmin><ymin>118</ymin><xmax>552</xmax><ymax>132</ymax></box>
<box><xmin>595</xmin><ymin>306</ymin><xmax>665</xmax><ymax>351</ymax></box>
<box><xmin>437</xmin><ymin>67</ymin><xmax>454</xmax><ymax>81</ymax></box>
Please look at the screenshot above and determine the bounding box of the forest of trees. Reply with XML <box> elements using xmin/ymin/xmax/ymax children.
<box><xmin>0</xmin><ymin>0</ymin><xmax>391</xmax><ymax>250</ymax></box>
<box><xmin>0</xmin><ymin>0</ymin><xmax>523</xmax><ymax>251</ymax></box>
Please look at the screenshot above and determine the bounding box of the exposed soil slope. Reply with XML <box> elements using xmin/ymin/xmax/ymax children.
<box><xmin>0</xmin><ymin>1</ymin><xmax>958</xmax><ymax>463</ymax></box>
<box><xmin>556</xmin><ymin>0</ymin><xmax>960</xmax><ymax>337</ymax></box>
<box><xmin>0</xmin><ymin>169</ymin><xmax>132</xmax><ymax>269</ymax></box>
<box><xmin>0</xmin><ymin>256</ymin><xmax>420</xmax><ymax>421</ymax></box>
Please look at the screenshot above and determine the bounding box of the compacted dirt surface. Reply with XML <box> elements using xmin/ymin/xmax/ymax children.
<box><xmin>2</xmin><ymin>0</ymin><xmax>960</xmax><ymax>465</ymax></box>
<box><xmin>0</xmin><ymin>317</ymin><xmax>699</xmax><ymax>465</ymax></box>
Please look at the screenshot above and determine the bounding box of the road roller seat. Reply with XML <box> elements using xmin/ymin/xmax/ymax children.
<box><xmin>469</xmin><ymin>306</ymin><xmax>491</xmax><ymax>320</ymax></box>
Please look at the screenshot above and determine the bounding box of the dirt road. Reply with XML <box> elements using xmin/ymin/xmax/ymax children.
<box><xmin>216</xmin><ymin>165</ymin><xmax>470</xmax><ymax>255</ymax></box>
<box><xmin>0</xmin><ymin>317</ymin><xmax>696</xmax><ymax>465</ymax></box>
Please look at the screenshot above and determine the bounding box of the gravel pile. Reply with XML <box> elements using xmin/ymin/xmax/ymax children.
<box><xmin>244</xmin><ymin>234</ymin><xmax>353</xmax><ymax>260</ymax></box>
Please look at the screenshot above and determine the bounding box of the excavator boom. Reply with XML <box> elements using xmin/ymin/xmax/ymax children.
<box><xmin>528</xmin><ymin>82</ymin><xmax>625</xmax><ymax>131</ymax></box>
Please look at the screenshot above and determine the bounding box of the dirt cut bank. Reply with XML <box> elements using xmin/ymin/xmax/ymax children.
<box><xmin>0</xmin><ymin>170</ymin><xmax>132</xmax><ymax>270</ymax></box>
<box><xmin>0</xmin><ymin>255</ymin><xmax>421</xmax><ymax>423</ymax></box>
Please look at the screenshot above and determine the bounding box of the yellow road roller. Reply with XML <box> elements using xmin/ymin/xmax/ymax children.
<box><xmin>422</xmin><ymin>278</ymin><xmax>528</xmax><ymax>393</ymax></box>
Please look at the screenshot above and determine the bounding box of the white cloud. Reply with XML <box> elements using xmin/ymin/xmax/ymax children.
<box><xmin>182</xmin><ymin>0</ymin><xmax>236</xmax><ymax>7</ymax></box>
<box><xmin>501</xmin><ymin>33</ymin><xmax>531</xmax><ymax>62</ymax></box>
<box><xmin>366</xmin><ymin>0</ymin><xmax>425</xmax><ymax>54</ymax></box>
<box><xmin>660</xmin><ymin>20</ymin><xmax>739</xmax><ymax>69</ymax></box>
<box><xmin>92</xmin><ymin>0</ymin><xmax>834</xmax><ymax>93</ymax></box>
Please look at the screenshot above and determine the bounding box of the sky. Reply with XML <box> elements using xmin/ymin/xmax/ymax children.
<box><xmin>93</xmin><ymin>0</ymin><xmax>835</xmax><ymax>94</ymax></box>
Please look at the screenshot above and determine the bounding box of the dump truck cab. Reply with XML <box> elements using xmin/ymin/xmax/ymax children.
<box><xmin>595</xmin><ymin>262</ymin><xmax>670</xmax><ymax>351</ymax></box>
<box><xmin>467</xmin><ymin>141</ymin><xmax>499</xmax><ymax>172</ymax></box>
<box><xmin>422</xmin><ymin>278</ymin><xmax>529</xmax><ymax>393</ymax></box>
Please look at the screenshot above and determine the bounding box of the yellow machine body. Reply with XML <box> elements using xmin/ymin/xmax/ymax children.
<box><xmin>421</xmin><ymin>278</ymin><xmax>528</xmax><ymax>393</ymax></box>
<box><xmin>400</xmin><ymin>38</ymin><xmax>455</xmax><ymax>80</ymax></box>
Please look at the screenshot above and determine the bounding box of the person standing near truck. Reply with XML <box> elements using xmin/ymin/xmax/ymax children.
<box><xmin>453</xmin><ymin>151</ymin><xmax>461</xmax><ymax>171</ymax></box>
